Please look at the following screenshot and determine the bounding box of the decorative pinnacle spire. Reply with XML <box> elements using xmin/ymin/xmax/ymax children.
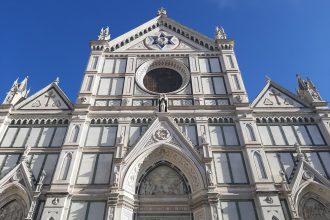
<box><xmin>215</xmin><ymin>26</ymin><xmax>227</xmax><ymax>40</ymax></box>
<box><xmin>98</xmin><ymin>26</ymin><xmax>110</xmax><ymax>41</ymax></box>
<box><xmin>294</xmin><ymin>143</ymin><xmax>305</xmax><ymax>161</ymax></box>
<box><xmin>157</xmin><ymin>7</ymin><xmax>167</xmax><ymax>16</ymax></box>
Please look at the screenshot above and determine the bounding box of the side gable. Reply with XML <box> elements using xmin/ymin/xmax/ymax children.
<box><xmin>15</xmin><ymin>82</ymin><xmax>73</xmax><ymax>110</ymax></box>
<box><xmin>252</xmin><ymin>80</ymin><xmax>309</xmax><ymax>108</ymax></box>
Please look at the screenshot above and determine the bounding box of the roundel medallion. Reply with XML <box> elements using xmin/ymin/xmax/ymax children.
<box><xmin>135</xmin><ymin>58</ymin><xmax>190</xmax><ymax>94</ymax></box>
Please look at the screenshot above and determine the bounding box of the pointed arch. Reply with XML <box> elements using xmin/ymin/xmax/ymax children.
<box><xmin>245</xmin><ymin>124</ymin><xmax>256</xmax><ymax>141</ymax></box>
<box><xmin>253</xmin><ymin>151</ymin><xmax>267</xmax><ymax>179</ymax></box>
<box><xmin>122</xmin><ymin>144</ymin><xmax>205</xmax><ymax>194</ymax></box>
<box><xmin>69</xmin><ymin>125</ymin><xmax>80</xmax><ymax>143</ymax></box>
<box><xmin>59</xmin><ymin>152</ymin><xmax>72</xmax><ymax>180</ymax></box>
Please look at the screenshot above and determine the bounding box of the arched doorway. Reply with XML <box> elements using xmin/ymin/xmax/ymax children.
<box><xmin>135</xmin><ymin>161</ymin><xmax>193</xmax><ymax>220</ymax></box>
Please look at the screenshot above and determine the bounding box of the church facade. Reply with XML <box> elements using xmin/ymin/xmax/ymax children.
<box><xmin>0</xmin><ymin>8</ymin><xmax>329</xmax><ymax>220</ymax></box>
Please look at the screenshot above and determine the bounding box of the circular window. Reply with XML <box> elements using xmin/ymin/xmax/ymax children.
<box><xmin>135</xmin><ymin>58</ymin><xmax>190</xmax><ymax>94</ymax></box>
<box><xmin>143</xmin><ymin>68</ymin><xmax>183</xmax><ymax>93</ymax></box>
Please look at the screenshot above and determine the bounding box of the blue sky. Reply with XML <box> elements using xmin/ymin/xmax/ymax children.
<box><xmin>0</xmin><ymin>0</ymin><xmax>329</xmax><ymax>102</ymax></box>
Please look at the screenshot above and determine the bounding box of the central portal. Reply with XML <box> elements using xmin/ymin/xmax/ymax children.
<box><xmin>136</xmin><ymin>163</ymin><xmax>193</xmax><ymax>220</ymax></box>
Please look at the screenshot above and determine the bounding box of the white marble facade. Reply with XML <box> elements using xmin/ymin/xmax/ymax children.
<box><xmin>0</xmin><ymin>8</ymin><xmax>330</xmax><ymax>220</ymax></box>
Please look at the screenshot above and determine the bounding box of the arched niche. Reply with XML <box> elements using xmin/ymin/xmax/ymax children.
<box><xmin>253</xmin><ymin>151</ymin><xmax>267</xmax><ymax>179</ymax></box>
<box><xmin>122</xmin><ymin>144</ymin><xmax>205</xmax><ymax>195</ymax></box>
<box><xmin>58</xmin><ymin>152</ymin><xmax>72</xmax><ymax>180</ymax></box>
<box><xmin>245</xmin><ymin>124</ymin><xmax>256</xmax><ymax>141</ymax></box>
<box><xmin>69</xmin><ymin>125</ymin><xmax>80</xmax><ymax>143</ymax></box>
<box><xmin>0</xmin><ymin>183</ymin><xmax>30</xmax><ymax>220</ymax></box>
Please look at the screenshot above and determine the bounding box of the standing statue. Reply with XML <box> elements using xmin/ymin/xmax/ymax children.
<box><xmin>294</xmin><ymin>143</ymin><xmax>305</xmax><ymax>160</ymax></box>
<box><xmin>207</xmin><ymin>169</ymin><xmax>214</xmax><ymax>186</ymax></box>
<box><xmin>113</xmin><ymin>166</ymin><xmax>120</xmax><ymax>186</ymax></box>
<box><xmin>23</xmin><ymin>145</ymin><xmax>31</xmax><ymax>159</ymax></box>
<box><xmin>215</xmin><ymin>26</ymin><xmax>227</xmax><ymax>40</ymax></box>
<box><xmin>201</xmin><ymin>132</ymin><xmax>209</xmax><ymax>145</ymax></box>
<box><xmin>98</xmin><ymin>27</ymin><xmax>110</xmax><ymax>41</ymax></box>
<box><xmin>118</xmin><ymin>130</ymin><xmax>124</xmax><ymax>145</ymax></box>
<box><xmin>159</xmin><ymin>94</ymin><xmax>168</xmax><ymax>112</ymax></box>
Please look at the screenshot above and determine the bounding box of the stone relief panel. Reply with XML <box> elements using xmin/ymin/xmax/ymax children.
<box><xmin>0</xmin><ymin>199</ymin><xmax>25</xmax><ymax>220</ymax></box>
<box><xmin>301</xmin><ymin>198</ymin><xmax>330</xmax><ymax>220</ymax></box>
<box><xmin>139</xmin><ymin>165</ymin><xmax>188</xmax><ymax>195</ymax></box>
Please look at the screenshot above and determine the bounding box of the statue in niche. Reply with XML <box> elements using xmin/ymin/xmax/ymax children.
<box><xmin>302</xmin><ymin>198</ymin><xmax>330</xmax><ymax>220</ymax></box>
<box><xmin>159</xmin><ymin>94</ymin><xmax>168</xmax><ymax>112</ymax></box>
<box><xmin>207</xmin><ymin>169</ymin><xmax>214</xmax><ymax>186</ymax></box>
<box><xmin>201</xmin><ymin>132</ymin><xmax>209</xmax><ymax>145</ymax></box>
<box><xmin>0</xmin><ymin>200</ymin><xmax>24</xmax><ymax>220</ymax></box>
<box><xmin>117</xmin><ymin>130</ymin><xmax>124</xmax><ymax>145</ymax></box>
<box><xmin>113</xmin><ymin>166</ymin><xmax>120</xmax><ymax>186</ymax></box>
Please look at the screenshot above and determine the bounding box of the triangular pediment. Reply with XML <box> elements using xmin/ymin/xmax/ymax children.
<box><xmin>106</xmin><ymin>15</ymin><xmax>217</xmax><ymax>53</ymax></box>
<box><xmin>124</xmin><ymin>115</ymin><xmax>203</xmax><ymax>165</ymax></box>
<box><xmin>252</xmin><ymin>80</ymin><xmax>308</xmax><ymax>108</ymax></box>
<box><xmin>118</xmin><ymin>28</ymin><xmax>207</xmax><ymax>52</ymax></box>
<box><xmin>15</xmin><ymin>82</ymin><xmax>73</xmax><ymax>110</ymax></box>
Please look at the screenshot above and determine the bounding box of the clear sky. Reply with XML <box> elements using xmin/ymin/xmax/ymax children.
<box><xmin>0</xmin><ymin>0</ymin><xmax>329</xmax><ymax>103</ymax></box>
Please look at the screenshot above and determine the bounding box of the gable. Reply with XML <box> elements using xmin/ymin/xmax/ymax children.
<box><xmin>118</xmin><ymin>28</ymin><xmax>206</xmax><ymax>52</ymax></box>
<box><xmin>124</xmin><ymin>116</ymin><xmax>202</xmax><ymax>165</ymax></box>
<box><xmin>15</xmin><ymin>83</ymin><xmax>72</xmax><ymax>110</ymax></box>
<box><xmin>252</xmin><ymin>81</ymin><xmax>308</xmax><ymax>108</ymax></box>
<box><xmin>106</xmin><ymin>15</ymin><xmax>217</xmax><ymax>53</ymax></box>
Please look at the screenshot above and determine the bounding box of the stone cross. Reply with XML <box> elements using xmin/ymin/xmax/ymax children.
<box><xmin>45</xmin><ymin>90</ymin><xmax>55</xmax><ymax>107</ymax></box>
<box><xmin>269</xmin><ymin>89</ymin><xmax>281</xmax><ymax>105</ymax></box>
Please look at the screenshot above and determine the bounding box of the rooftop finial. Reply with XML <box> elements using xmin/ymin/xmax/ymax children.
<box><xmin>265</xmin><ymin>75</ymin><xmax>271</xmax><ymax>82</ymax></box>
<box><xmin>98</xmin><ymin>26</ymin><xmax>110</xmax><ymax>41</ymax></box>
<box><xmin>215</xmin><ymin>26</ymin><xmax>227</xmax><ymax>40</ymax></box>
<box><xmin>157</xmin><ymin>7</ymin><xmax>167</xmax><ymax>16</ymax></box>
<box><xmin>54</xmin><ymin>77</ymin><xmax>60</xmax><ymax>85</ymax></box>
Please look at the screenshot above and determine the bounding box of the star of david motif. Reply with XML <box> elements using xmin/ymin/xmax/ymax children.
<box><xmin>150</xmin><ymin>33</ymin><xmax>175</xmax><ymax>49</ymax></box>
